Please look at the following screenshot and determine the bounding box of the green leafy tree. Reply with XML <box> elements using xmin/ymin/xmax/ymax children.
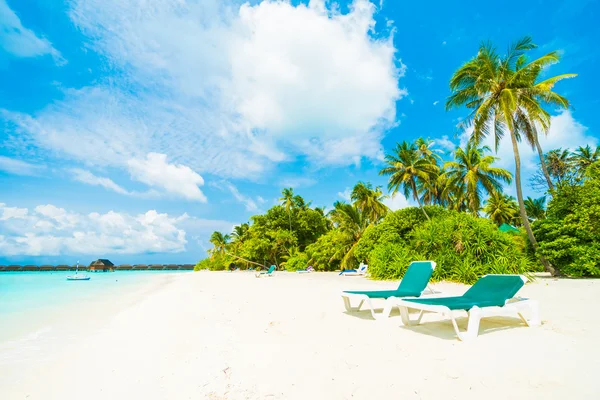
<box><xmin>483</xmin><ymin>192</ymin><xmax>520</xmax><ymax>226</ymax></box>
<box><xmin>279</xmin><ymin>187</ymin><xmax>295</xmax><ymax>232</ymax></box>
<box><xmin>415</xmin><ymin>137</ymin><xmax>443</xmax><ymax>163</ymax></box>
<box><xmin>546</xmin><ymin>149</ymin><xmax>573</xmax><ymax>185</ymax></box>
<box><xmin>534</xmin><ymin>163</ymin><xmax>600</xmax><ymax>276</ymax></box>
<box><xmin>524</xmin><ymin>196</ymin><xmax>546</xmax><ymax>221</ymax></box>
<box><xmin>350</xmin><ymin>181</ymin><xmax>389</xmax><ymax>224</ymax></box>
<box><xmin>571</xmin><ymin>145</ymin><xmax>600</xmax><ymax>178</ymax></box>
<box><xmin>209</xmin><ymin>231</ymin><xmax>230</xmax><ymax>258</ymax></box>
<box><xmin>446</xmin><ymin>36</ymin><xmax>575</xmax><ymax>275</ymax></box>
<box><xmin>380</xmin><ymin>141</ymin><xmax>439</xmax><ymax>220</ymax></box>
<box><xmin>328</xmin><ymin>201</ymin><xmax>369</xmax><ymax>269</ymax></box>
<box><xmin>443</xmin><ymin>143</ymin><xmax>512</xmax><ymax>215</ymax></box>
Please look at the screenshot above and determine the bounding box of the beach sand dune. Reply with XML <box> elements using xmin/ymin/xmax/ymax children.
<box><xmin>2</xmin><ymin>272</ymin><xmax>599</xmax><ymax>399</ymax></box>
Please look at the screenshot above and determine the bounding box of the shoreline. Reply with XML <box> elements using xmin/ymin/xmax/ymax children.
<box><xmin>2</xmin><ymin>272</ymin><xmax>599</xmax><ymax>399</ymax></box>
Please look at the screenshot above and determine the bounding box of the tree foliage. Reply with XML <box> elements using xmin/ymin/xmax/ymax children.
<box><xmin>367</xmin><ymin>212</ymin><xmax>532</xmax><ymax>283</ymax></box>
<box><xmin>533</xmin><ymin>162</ymin><xmax>600</xmax><ymax>276</ymax></box>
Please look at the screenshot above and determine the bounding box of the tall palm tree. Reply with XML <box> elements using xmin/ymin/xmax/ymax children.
<box><xmin>571</xmin><ymin>145</ymin><xmax>600</xmax><ymax>177</ymax></box>
<box><xmin>545</xmin><ymin>149</ymin><xmax>573</xmax><ymax>185</ymax></box>
<box><xmin>446</xmin><ymin>36</ymin><xmax>574</xmax><ymax>274</ymax></box>
<box><xmin>483</xmin><ymin>192</ymin><xmax>520</xmax><ymax>226</ymax></box>
<box><xmin>524</xmin><ymin>196</ymin><xmax>546</xmax><ymax>221</ymax></box>
<box><xmin>279</xmin><ymin>187</ymin><xmax>294</xmax><ymax>232</ymax></box>
<box><xmin>230</xmin><ymin>223</ymin><xmax>249</xmax><ymax>243</ymax></box>
<box><xmin>415</xmin><ymin>137</ymin><xmax>443</xmax><ymax>163</ymax></box>
<box><xmin>209</xmin><ymin>231</ymin><xmax>230</xmax><ymax>258</ymax></box>
<box><xmin>328</xmin><ymin>201</ymin><xmax>368</xmax><ymax>269</ymax></box>
<box><xmin>350</xmin><ymin>181</ymin><xmax>389</xmax><ymax>224</ymax></box>
<box><xmin>443</xmin><ymin>143</ymin><xmax>512</xmax><ymax>215</ymax></box>
<box><xmin>380</xmin><ymin>141</ymin><xmax>439</xmax><ymax>220</ymax></box>
<box><xmin>513</xmin><ymin>47</ymin><xmax>576</xmax><ymax>191</ymax></box>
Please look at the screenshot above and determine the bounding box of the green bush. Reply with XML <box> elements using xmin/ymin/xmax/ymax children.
<box><xmin>194</xmin><ymin>254</ymin><xmax>230</xmax><ymax>271</ymax></box>
<box><xmin>354</xmin><ymin>206</ymin><xmax>449</xmax><ymax>262</ymax></box>
<box><xmin>283</xmin><ymin>252</ymin><xmax>309</xmax><ymax>271</ymax></box>
<box><xmin>367</xmin><ymin>242</ymin><xmax>423</xmax><ymax>280</ymax></box>
<box><xmin>194</xmin><ymin>258</ymin><xmax>212</xmax><ymax>271</ymax></box>
<box><xmin>366</xmin><ymin>211</ymin><xmax>533</xmax><ymax>284</ymax></box>
<box><xmin>305</xmin><ymin>230</ymin><xmax>347</xmax><ymax>271</ymax></box>
<box><xmin>534</xmin><ymin>165</ymin><xmax>600</xmax><ymax>276</ymax></box>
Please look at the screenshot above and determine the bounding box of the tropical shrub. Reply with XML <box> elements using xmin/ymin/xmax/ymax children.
<box><xmin>534</xmin><ymin>163</ymin><xmax>600</xmax><ymax>276</ymax></box>
<box><xmin>367</xmin><ymin>242</ymin><xmax>423</xmax><ymax>280</ymax></box>
<box><xmin>367</xmin><ymin>211</ymin><xmax>533</xmax><ymax>283</ymax></box>
<box><xmin>282</xmin><ymin>252</ymin><xmax>309</xmax><ymax>271</ymax></box>
<box><xmin>194</xmin><ymin>253</ymin><xmax>230</xmax><ymax>271</ymax></box>
<box><xmin>304</xmin><ymin>230</ymin><xmax>348</xmax><ymax>271</ymax></box>
<box><xmin>354</xmin><ymin>206</ymin><xmax>449</xmax><ymax>262</ymax></box>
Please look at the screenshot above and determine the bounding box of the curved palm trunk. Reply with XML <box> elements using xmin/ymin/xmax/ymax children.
<box><xmin>510</xmin><ymin>130</ymin><xmax>556</xmax><ymax>275</ymax></box>
<box><xmin>534</xmin><ymin>136</ymin><xmax>555</xmax><ymax>191</ymax></box>
<box><xmin>411</xmin><ymin>180</ymin><xmax>430</xmax><ymax>221</ymax></box>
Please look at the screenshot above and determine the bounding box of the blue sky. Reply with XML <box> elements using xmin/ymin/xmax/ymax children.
<box><xmin>1</xmin><ymin>0</ymin><xmax>598</xmax><ymax>265</ymax></box>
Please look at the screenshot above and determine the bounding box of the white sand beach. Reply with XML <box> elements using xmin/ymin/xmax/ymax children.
<box><xmin>1</xmin><ymin>272</ymin><xmax>599</xmax><ymax>399</ymax></box>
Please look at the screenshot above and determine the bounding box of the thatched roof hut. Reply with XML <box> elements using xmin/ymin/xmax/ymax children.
<box><xmin>133</xmin><ymin>264</ymin><xmax>148</xmax><ymax>270</ymax></box>
<box><xmin>116</xmin><ymin>264</ymin><xmax>133</xmax><ymax>270</ymax></box>
<box><xmin>23</xmin><ymin>265</ymin><xmax>39</xmax><ymax>271</ymax></box>
<box><xmin>181</xmin><ymin>264</ymin><xmax>195</xmax><ymax>270</ymax></box>
<box><xmin>39</xmin><ymin>265</ymin><xmax>54</xmax><ymax>271</ymax></box>
<box><xmin>89</xmin><ymin>259</ymin><xmax>115</xmax><ymax>272</ymax></box>
<box><xmin>55</xmin><ymin>265</ymin><xmax>69</xmax><ymax>271</ymax></box>
<box><xmin>149</xmin><ymin>264</ymin><xmax>165</xmax><ymax>270</ymax></box>
<box><xmin>6</xmin><ymin>265</ymin><xmax>22</xmax><ymax>271</ymax></box>
<box><xmin>0</xmin><ymin>265</ymin><xmax>6</xmax><ymax>271</ymax></box>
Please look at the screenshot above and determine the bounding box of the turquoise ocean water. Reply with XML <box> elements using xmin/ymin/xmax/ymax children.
<box><xmin>0</xmin><ymin>271</ymin><xmax>186</xmax><ymax>319</ymax></box>
<box><xmin>0</xmin><ymin>271</ymin><xmax>191</xmax><ymax>369</ymax></box>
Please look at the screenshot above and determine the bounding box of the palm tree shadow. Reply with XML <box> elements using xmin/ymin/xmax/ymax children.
<box><xmin>399</xmin><ymin>315</ymin><xmax>532</xmax><ymax>341</ymax></box>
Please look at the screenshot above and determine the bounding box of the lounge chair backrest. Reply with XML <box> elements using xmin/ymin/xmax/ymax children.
<box><xmin>268</xmin><ymin>265</ymin><xmax>276</xmax><ymax>274</ymax></box>
<box><xmin>397</xmin><ymin>261</ymin><xmax>436</xmax><ymax>295</ymax></box>
<box><xmin>358</xmin><ymin>264</ymin><xmax>367</xmax><ymax>273</ymax></box>
<box><xmin>462</xmin><ymin>275</ymin><xmax>526</xmax><ymax>305</ymax></box>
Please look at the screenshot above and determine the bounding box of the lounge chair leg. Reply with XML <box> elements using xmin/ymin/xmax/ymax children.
<box><xmin>375</xmin><ymin>298</ymin><xmax>395</xmax><ymax>320</ymax></box>
<box><xmin>452</xmin><ymin>308</ymin><xmax>481</xmax><ymax>341</ymax></box>
<box><xmin>367</xmin><ymin>298</ymin><xmax>377</xmax><ymax>319</ymax></box>
<box><xmin>399</xmin><ymin>307</ymin><xmax>424</xmax><ymax>326</ymax></box>
<box><xmin>516</xmin><ymin>300</ymin><xmax>541</xmax><ymax>327</ymax></box>
<box><xmin>342</xmin><ymin>296</ymin><xmax>364</xmax><ymax>313</ymax></box>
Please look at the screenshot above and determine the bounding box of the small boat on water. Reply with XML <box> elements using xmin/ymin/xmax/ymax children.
<box><xmin>66</xmin><ymin>274</ymin><xmax>90</xmax><ymax>281</ymax></box>
<box><xmin>66</xmin><ymin>261</ymin><xmax>90</xmax><ymax>281</ymax></box>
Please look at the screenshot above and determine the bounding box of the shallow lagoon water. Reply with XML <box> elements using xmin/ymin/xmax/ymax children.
<box><xmin>0</xmin><ymin>271</ymin><xmax>191</xmax><ymax>368</ymax></box>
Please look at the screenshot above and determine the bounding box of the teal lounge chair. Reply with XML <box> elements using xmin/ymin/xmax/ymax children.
<box><xmin>255</xmin><ymin>265</ymin><xmax>276</xmax><ymax>278</ymax></box>
<box><xmin>393</xmin><ymin>274</ymin><xmax>540</xmax><ymax>341</ymax></box>
<box><xmin>341</xmin><ymin>261</ymin><xmax>437</xmax><ymax>320</ymax></box>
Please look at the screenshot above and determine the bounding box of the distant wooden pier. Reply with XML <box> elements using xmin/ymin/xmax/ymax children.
<box><xmin>0</xmin><ymin>263</ymin><xmax>195</xmax><ymax>272</ymax></box>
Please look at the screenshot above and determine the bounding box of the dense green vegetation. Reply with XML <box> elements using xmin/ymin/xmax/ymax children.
<box><xmin>533</xmin><ymin>160</ymin><xmax>600</xmax><ymax>276</ymax></box>
<box><xmin>196</xmin><ymin>37</ymin><xmax>598</xmax><ymax>280</ymax></box>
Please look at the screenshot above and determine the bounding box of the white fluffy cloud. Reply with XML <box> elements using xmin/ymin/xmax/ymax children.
<box><xmin>210</xmin><ymin>180</ymin><xmax>260</xmax><ymax>211</ymax></box>
<box><xmin>383</xmin><ymin>192</ymin><xmax>412</xmax><ymax>211</ymax></box>
<box><xmin>127</xmin><ymin>153</ymin><xmax>207</xmax><ymax>202</ymax></box>
<box><xmin>279</xmin><ymin>177</ymin><xmax>317</xmax><ymax>188</ymax></box>
<box><xmin>3</xmin><ymin>0</ymin><xmax>403</xmax><ymax>182</ymax></box>
<box><xmin>70</xmin><ymin>168</ymin><xmax>131</xmax><ymax>195</ymax></box>
<box><xmin>0</xmin><ymin>156</ymin><xmax>45</xmax><ymax>176</ymax></box>
<box><xmin>0</xmin><ymin>202</ymin><xmax>233</xmax><ymax>256</ymax></box>
<box><xmin>433</xmin><ymin>135</ymin><xmax>456</xmax><ymax>152</ymax></box>
<box><xmin>477</xmin><ymin>110</ymin><xmax>595</xmax><ymax>170</ymax></box>
<box><xmin>0</xmin><ymin>0</ymin><xmax>64</xmax><ymax>63</ymax></box>
<box><xmin>338</xmin><ymin>187</ymin><xmax>352</xmax><ymax>202</ymax></box>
